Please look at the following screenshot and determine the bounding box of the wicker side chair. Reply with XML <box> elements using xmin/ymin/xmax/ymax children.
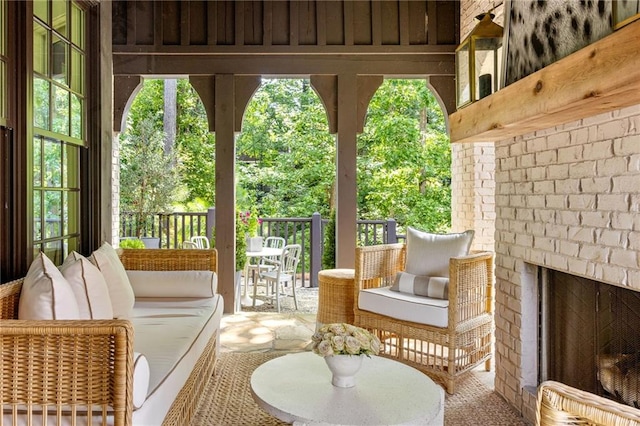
<box><xmin>537</xmin><ymin>380</ymin><xmax>640</xmax><ymax>425</ymax></box>
<box><xmin>353</xmin><ymin>243</ymin><xmax>494</xmax><ymax>394</ymax></box>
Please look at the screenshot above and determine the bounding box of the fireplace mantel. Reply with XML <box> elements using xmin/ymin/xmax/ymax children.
<box><xmin>449</xmin><ymin>19</ymin><xmax>640</xmax><ymax>144</ymax></box>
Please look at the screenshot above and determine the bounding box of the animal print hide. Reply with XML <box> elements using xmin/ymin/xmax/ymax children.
<box><xmin>504</xmin><ymin>0</ymin><xmax>615</xmax><ymax>87</ymax></box>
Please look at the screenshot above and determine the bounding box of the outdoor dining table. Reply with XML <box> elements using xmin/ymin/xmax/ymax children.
<box><xmin>240</xmin><ymin>246</ymin><xmax>283</xmax><ymax>308</ymax></box>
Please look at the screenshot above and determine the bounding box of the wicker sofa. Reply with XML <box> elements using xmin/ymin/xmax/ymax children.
<box><xmin>537</xmin><ymin>380</ymin><xmax>640</xmax><ymax>425</ymax></box>
<box><xmin>0</xmin><ymin>248</ymin><xmax>222</xmax><ymax>426</ymax></box>
<box><xmin>353</xmin><ymin>242</ymin><xmax>494</xmax><ymax>394</ymax></box>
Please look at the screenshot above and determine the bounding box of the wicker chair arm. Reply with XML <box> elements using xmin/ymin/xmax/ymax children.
<box><xmin>448</xmin><ymin>251</ymin><xmax>494</xmax><ymax>325</ymax></box>
<box><xmin>537</xmin><ymin>380</ymin><xmax>640</xmax><ymax>425</ymax></box>
<box><xmin>354</xmin><ymin>243</ymin><xmax>406</xmax><ymax>301</ymax></box>
<box><xmin>0</xmin><ymin>319</ymin><xmax>135</xmax><ymax>426</ymax></box>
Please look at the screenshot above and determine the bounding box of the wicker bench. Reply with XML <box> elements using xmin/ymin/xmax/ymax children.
<box><xmin>353</xmin><ymin>243</ymin><xmax>494</xmax><ymax>394</ymax></box>
<box><xmin>0</xmin><ymin>248</ymin><xmax>220</xmax><ymax>426</ymax></box>
<box><xmin>537</xmin><ymin>380</ymin><xmax>640</xmax><ymax>425</ymax></box>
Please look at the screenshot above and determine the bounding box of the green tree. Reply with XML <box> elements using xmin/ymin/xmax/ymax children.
<box><xmin>236</xmin><ymin>79</ymin><xmax>335</xmax><ymax>218</ymax></box>
<box><xmin>357</xmin><ymin>79</ymin><xmax>451</xmax><ymax>232</ymax></box>
<box><xmin>175</xmin><ymin>80</ymin><xmax>216</xmax><ymax>206</ymax></box>
<box><xmin>120</xmin><ymin>117</ymin><xmax>178</xmax><ymax>237</ymax></box>
<box><xmin>122</xmin><ymin>78</ymin><xmax>451</xmax><ymax>236</ymax></box>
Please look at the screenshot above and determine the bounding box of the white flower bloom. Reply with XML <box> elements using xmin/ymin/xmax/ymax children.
<box><xmin>331</xmin><ymin>335</ymin><xmax>345</xmax><ymax>352</ymax></box>
<box><xmin>329</xmin><ymin>323</ymin><xmax>346</xmax><ymax>335</ymax></box>
<box><xmin>311</xmin><ymin>323</ymin><xmax>381</xmax><ymax>357</ymax></box>
<box><xmin>317</xmin><ymin>340</ymin><xmax>334</xmax><ymax>357</ymax></box>
<box><xmin>345</xmin><ymin>336</ymin><xmax>361</xmax><ymax>355</ymax></box>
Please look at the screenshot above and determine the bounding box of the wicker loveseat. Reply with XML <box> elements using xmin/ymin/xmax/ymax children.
<box><xmin>537</xmin><ymin>380</ymin><xmax>640</xmax><ymax>425</ymax></box>
<box><xmin>0</xmin><ymin>248</ymin><xmax>221</xmax><ymax>426</ymax></box>
<box><xmin>353</xmin><ymin>242</ymin><xmax>494</xmax><ymax>394</ymax></box>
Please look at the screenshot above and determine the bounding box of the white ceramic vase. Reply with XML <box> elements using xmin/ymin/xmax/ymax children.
<box><xmin>324</xmin><ymin>354</ymin><xmax>364</xmax><ymax>388</ymax></box>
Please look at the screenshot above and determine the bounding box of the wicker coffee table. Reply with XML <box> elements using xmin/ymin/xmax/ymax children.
<box><xmin>250</xmin><ymin>351</ymin><xmax>444</xmax><ymax>425</ymax></box>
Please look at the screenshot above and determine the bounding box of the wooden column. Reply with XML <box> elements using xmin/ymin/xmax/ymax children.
<box><xmin>215</xmin><ymin>74</ymin><xmax>236</xmax><ymax>313</ymax></box>
<box><xmin>336</xmin><ymin>73</ymin><xmax>358</xmax><ymax>268</ymax></box>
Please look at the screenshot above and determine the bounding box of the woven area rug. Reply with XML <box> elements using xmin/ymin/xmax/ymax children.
<box><xmin>192</xmin><ymin>352</ymin><xmax>527</xmax><ymax>426</ymax></box>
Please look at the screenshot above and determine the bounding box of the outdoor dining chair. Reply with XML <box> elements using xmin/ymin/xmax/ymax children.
<box><xmin>255</xmin><ymin>243</ymin><xmax>302</xmax><ymax>313</ymax></box>
<box><xmin>190</xmin><ymin>236</ymin><xmax>210</xmax><ymax>249</ymax></box>
<box><xmin>247</xmin><ymin>236</ymin><xmax>286</xmax><ymax>290</ymax></box>
<box><xmin>182</xmin><ymin>241</ymin><xmax>198</xmax><ymax>249</ymax></box>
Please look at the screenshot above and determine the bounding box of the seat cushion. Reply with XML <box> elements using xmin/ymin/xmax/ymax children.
<box><xmin>130</xmin><ymin>295</ymin><xmax>223</xmax><ymax>424</ymax></box>
<box><xmin>126</xmin><ymin>270</ymin><xmax>218</xmax><ymax>298</ymax></box>
<box><xmin>358</xmin><ymin>286</ymin><xmax>449</xmax><ymax>328</ymax></box>
<box><xmin>405</xmin><ymin>227</ymin><xmax>474</xmax><ymax>278</ymax></box>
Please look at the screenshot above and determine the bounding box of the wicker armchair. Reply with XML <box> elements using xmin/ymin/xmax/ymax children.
<box><xmin>537</xmin><ymin>380</ymin><xmax>640</xmax><ymax>425</ymax></box>
<box><xmin>0</xmin><ymin>248</ymin><xmax>218</xmax><ymax>426</ymax></box>
<box><xmin>353</xmin><ymin>243</ymin><xmax>494</xmax><ymax>394</ymax></box>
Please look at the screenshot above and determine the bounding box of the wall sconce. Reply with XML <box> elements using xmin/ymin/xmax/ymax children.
<box><xmin>455</xmin><ymin>12</ymin><xmax>504</xmax><ymax>109</ymax></box>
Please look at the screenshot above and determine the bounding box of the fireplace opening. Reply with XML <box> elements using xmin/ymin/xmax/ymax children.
<box><xmin>540</xmin><ymin>268</ymin><xmax>640</xmax><ymax>408</ymax></box>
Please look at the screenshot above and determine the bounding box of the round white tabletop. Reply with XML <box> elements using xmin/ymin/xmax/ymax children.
<box><xmin>250</xmin><ymin>352</ymin><xmax>444</xmax><ymax>426</ymax></box>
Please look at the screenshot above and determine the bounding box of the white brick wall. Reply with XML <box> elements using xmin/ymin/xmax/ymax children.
<box><xmin>494</xmin><ymin>104</ymin><xmax>640</xmax><ymax>422</ymax></box>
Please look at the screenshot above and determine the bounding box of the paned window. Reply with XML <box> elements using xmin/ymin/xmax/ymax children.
<box><xmin>32</xmin><ymin>0</ymin><xmax>85</xmax><ymax>263</ymax></box>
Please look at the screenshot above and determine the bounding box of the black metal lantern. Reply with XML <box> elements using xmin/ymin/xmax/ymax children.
<box><xmin>455</xmin><ymin>13</ymin><xmax>503</xmax><ymax>109</ymax></box>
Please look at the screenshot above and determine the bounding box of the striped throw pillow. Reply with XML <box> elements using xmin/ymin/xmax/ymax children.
<box><xmin>391</xmin><ymin>271</ymin><xmax>449</xmax><ymax>300</ymax></box>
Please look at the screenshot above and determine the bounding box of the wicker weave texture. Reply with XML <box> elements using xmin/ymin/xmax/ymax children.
<box><xmin>536</xmin><ymin>380</ymin><xmax>640</xmax><ymax>425</ymax></box>
<box><xmin>317</xmin><ymin>269</ymin><xmax>355</xmax><ymax>325</ymax></box>
<box><xmin>119</xmin><ymin>248</ymin><xmax>217</xmax><ymax>272</ymax></box>
<box><xmin>353</xmin><ymin>243</ymin><xmax>494</xmax><ymax>394</ymax></box>
<box><xmin>0</xmin><ymin>248</ymin><xmax>219</xmax><ymax>426</ymax></box>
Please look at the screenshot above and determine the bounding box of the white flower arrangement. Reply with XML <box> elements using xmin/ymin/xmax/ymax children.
<box><xmin>311</xmin><ymin>323</ymin><xmax>381</xmax><ymax>357</ymax></box>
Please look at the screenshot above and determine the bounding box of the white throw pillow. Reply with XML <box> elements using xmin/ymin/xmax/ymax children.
<box><xmin>126</xmin><ymin>270</ymin><xmax>217</xmax><ymax>298</ymax></box>
<box><xmin>133</xmin><ymin>352</ymin><xmax>150</xmax><ymax>410</ymax></box>
<box><xmin>89</xmin><ymin>242</ymin><xmax>135</xmax><ymax>319</ymax></box>
<box><xmin>18</xmin><ymin>252</ymin><xmax>80</xmax><ymax>320</ymax></box>
<box><xmin>60</xmin><ymin>251</ymin><xmax>114</xmax><ymax>319</ymax></box>
<box><xmin>391</xmin><ymin>271</ymin><xmax>449</xmax><ymax>299</ymax></box>
<box><xmin>405</xmin><ymin>227</ymin><xmax>474</xmax><ymax>277</ymax></box>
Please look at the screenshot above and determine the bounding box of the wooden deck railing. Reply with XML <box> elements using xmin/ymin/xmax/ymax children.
<box><xmin>120</xmin><ymin>209</ymin><xmax>401</xmax><ymax>287</ymax></box>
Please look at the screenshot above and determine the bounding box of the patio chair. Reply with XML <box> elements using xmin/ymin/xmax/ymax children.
<box><xmin>182</xmin><ymin>241</ymin><xmax>198</xmax><ymax>249</ymax></box>
<box><xmin>247</xmin><ymin>236</ymin><xmax>286</xmax><ymax>289</ymax></box>
<box><xmin>190</xmin><ymin>235</ymin><xmax>210</xmax><ymax>249</ymax></box>
<box><xmin>536</xmin><ymin>380</ymin><xmax>640</xmax><ymax>425</ymax></box>
<box><xmin>256</xmin><ymin>244</ymin><xmax>302</xmax><ymax>313</ymax></box>
<box><xmin>353</xmin><ymin>232</ymin><xmax>494</xmax><ymax>394</ymax></box>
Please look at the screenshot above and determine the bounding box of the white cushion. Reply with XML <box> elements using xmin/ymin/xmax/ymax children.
<box><xmin>60</xmin><ymin>252</ymin><xmax>114</xmax><ymax>319</ymax></box>
<box><xmin>405</xmin><ymin>227</ymin><xmax>474</xmax><ymax>278</ymax></box>
<box><xmin>89</xmin><ymin>242</ymin><xmax>135</xmax><ymax>319</ymax></box>
<box><xmin>18</xmin><ymin>252</ymin><xmax>80</xmax><ymax>320</ymax></box>
<box><xmin>126</xmin><ymin>270</ymin><xmax>217</xmax><ymax>298</ymax></box>
<box><xmin>133</xmin><ymin>352</ymin><xmax>150</xmax><ymax>409</ymax></box>
<box><xmin>358</xmin><ymin>286</ymin><xmax>449</xmax><ymax>328</ymax></box>
<box><xmin>391</xmin><ymin>272</ymin><xmax>449</xmax><ymax>300</ymax></box>
<box><xmin>131</xmin><ymin>295</ymin><xmax>223</xmax><ymax>423</ymax></box>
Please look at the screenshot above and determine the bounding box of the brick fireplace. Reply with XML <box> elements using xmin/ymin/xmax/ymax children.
<box><xmin>491</xmin><ymin>104</ymin><xmax>640</xmax><ymax>422</ymax></box>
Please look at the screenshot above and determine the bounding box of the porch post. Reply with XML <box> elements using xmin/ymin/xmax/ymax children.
<box><xmin>215</xmin><ymin>74</ymin><xmax>236</xmax><ymax>313</ymax></box>
<box><xmin>336</xmin><ymin>73</ymin><xmax>358</xmax><ymax>268</ymax></box>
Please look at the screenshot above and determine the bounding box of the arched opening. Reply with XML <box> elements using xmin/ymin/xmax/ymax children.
<box><xmin>358</xmin><ymin>78</ymin><xmax>451</xmax><ymax>238</ymax></box>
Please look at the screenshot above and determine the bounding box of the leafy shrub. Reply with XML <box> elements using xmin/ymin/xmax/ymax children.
<box><xmin>119</xmin><ymin>238</ymin><xmax>146</xmax><ymax>249</ymax></box>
